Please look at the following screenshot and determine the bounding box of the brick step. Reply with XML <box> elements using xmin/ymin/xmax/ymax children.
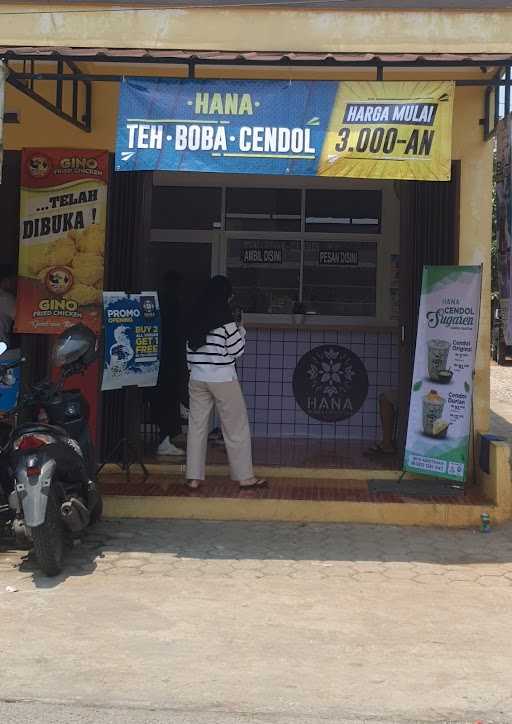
<box><xmin>100</xmin><ymin>474</ymin><xmax>488</xmax><ymax>506</ymax></box>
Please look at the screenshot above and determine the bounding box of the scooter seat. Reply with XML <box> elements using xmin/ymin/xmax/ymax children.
<box><xmin>14</xmin><ymin>422</ymin><xmax>69</xmax><ymax>440</ymax></box>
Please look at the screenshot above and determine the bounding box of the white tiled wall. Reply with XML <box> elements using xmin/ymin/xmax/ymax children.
<box><xmin>237</xmin><ymin>327</ymin><xmax>399</xmax><ymax>439</ymax></box>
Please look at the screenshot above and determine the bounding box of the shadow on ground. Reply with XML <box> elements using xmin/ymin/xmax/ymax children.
<box><xmin>0</xmin><ymin>533</ymin><xmax>98</xmax><ymax>588</ymax></box>
<box><xmin>490</xmin><ymin>408</ymin><xmax>512</xmax><ymax>445</ymax></box>
<box><xmin>3</xmin><ymin>516</ymin><xmax>512</xmax><ymax>587</ymax></box>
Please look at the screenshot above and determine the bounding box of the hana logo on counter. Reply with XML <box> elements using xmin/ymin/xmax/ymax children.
<box><xmin>292</xmin><ymin>345</ymin><xmax>368</xmax><ymax>422</ymax></box>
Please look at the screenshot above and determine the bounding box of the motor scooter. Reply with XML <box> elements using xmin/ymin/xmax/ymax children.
<box><xmin>0</xmin><ymin>324</ymin><xmax>102</xmax><ymax>576</ymax></box>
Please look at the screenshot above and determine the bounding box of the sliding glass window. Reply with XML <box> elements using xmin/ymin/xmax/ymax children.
<box><xmin>225</xmin><ymin>187</ymin><xmax>381</xmax><ymax>319</ymax></box>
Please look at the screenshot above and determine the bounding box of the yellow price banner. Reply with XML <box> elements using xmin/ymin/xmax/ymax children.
<box><xmin>319</xmin><ymin>81</ymin><xmax>454</xmax><ymax>181</ymax></box>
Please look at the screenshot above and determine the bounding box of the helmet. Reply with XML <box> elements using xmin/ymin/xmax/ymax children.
<box><xmin>53</xmin><ymin>324</ymin><xmax>97</xmax><ymax>368</ymax></box>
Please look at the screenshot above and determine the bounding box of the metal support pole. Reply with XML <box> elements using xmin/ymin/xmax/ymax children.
<box><xmin>56</xmin><ymin>58</ymin><xmax>63</xmax><ymax>111</ymax></box>
<box><xmin>5</xmin><ymin>71</ymin><xmax>512</xmax><ymax>86</ymax></box>
<box><xmin>506</xmin><ymin>66</ymin><xmax>512</xmax><ymax>117</ymax></box>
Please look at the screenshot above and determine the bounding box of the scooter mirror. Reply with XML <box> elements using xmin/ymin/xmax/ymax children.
<box><xmin>0</xmin><ymin>342</ymin><xmax>7</xmax><ymax>356</ymax></box>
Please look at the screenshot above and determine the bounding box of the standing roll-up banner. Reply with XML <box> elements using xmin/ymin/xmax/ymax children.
<box><xmin>496</xmin><ymin>118</ymin><xmax>512</xmax><ymax>345</ymax></box>
<box><xmin>115</xmin><ymin>79</ymin><xmax>454</xmax><ymax>182</ymax></box>
<box><xmin>0</xmin><ymin>62</ymin><xmax>5</xmax><ymax>183</ymax></box>
<box><xmin>404</xmin><ymin>266</ymin><xmax>482</xmax><ymax>484</ymax></box>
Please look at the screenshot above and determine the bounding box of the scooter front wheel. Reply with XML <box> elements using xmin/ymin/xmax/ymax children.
<box><xmin>31</xmin><ymin>488</ymin><xmax>65</xmax><ymax>576</ymax></box>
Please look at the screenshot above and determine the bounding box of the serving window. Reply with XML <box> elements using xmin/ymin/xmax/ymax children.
<box><xmin>226</xmin><ymin>237</ymin><xmax>377</xmax><ymax>317</ymax></box>
<box><xmin>152</xmin><ymin>178</ymin><xmax>397</xmax><ymax>324</ymax></box>
<box><xmin>305</xmin><ymin>189</ymin><xmax>381</xmax><ymax>234</ymax></box>
<box><xmin>225</xmin><ymin>188</ymin><xmax>301</xmax><ymax>232</ymax></box>
<box><xmin>227</xmin><ymin>238</ymin><xmax>300</xmax><ymax>313</ymax></box>
<box><xmin>302</xmin><ymin>241</ymin><xmax>377</xmax><ymax>316</ymax></box>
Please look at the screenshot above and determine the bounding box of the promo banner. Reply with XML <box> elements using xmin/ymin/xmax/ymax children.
<box><xmin>0</xmin><ymin>62</ymin><xmax>5</xmax><ymax>184</ymax></box>
<box><xmin>101</xmin><ymin>292</ymin><xmax>161</xmax><ymax>391</ymax></box>
<box><xmin>496</xmin><ymin>117</ymin><xmax>512</xmax><ymax>345</ymax></box>
<box><xmin>115</xmin><ymin>79</ymin><xmax>454</xmax><ymax>182</ymax></box>
<box><xmin>15</xmin><ymin>149</ymin><xmax>109</xmax><ymax>335</ymax></box>
<box><xmin>404</xmin><ymin>266</ymin><xmax>482</xmax><ymax>484</ymax></box>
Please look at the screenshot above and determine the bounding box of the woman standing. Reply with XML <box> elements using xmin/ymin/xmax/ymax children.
<box><xmin>185</xmin><ymin>275</ymin><xmax>265</xmax><ymax>491</ymax></box>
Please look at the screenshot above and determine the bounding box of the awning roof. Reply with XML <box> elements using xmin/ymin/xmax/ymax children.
<box><xmin>2</xmin><ymin>48</ymin><xmax>512</xmax><ymax>67</ymax></box>
<box><xmin>3</xmin><ymin>46</ymin><xmax>510</xmax><ymax>139</ymax></box>
<box><xmin>4</xmin><ymin>1</ymin><xmax>512</xmax><ymax>7</ymax></box>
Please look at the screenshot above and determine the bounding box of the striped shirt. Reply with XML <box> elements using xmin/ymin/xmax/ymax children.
<box><xmin>187</xmin><ymin>323</ymin><xmax>246</xmax><ymax>382</ymax></box>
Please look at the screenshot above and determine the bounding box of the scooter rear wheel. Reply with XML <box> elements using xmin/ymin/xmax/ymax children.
<box><xmin>31</xmin><ymin>488</ymin><xmax>65</xmax><ymax>577</ymax></box>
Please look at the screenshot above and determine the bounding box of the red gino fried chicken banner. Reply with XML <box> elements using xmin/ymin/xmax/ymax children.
<box><xmin>15</xmin><ymin>148</ymin><xmax>108</xmax><ymax>335</ymax></box>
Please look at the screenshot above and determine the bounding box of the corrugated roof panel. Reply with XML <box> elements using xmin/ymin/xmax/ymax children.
<box><xmin>4</xmin><ymin>1</ymin><xmax>512</xmax><ymax>7</ymax></box>
<box><xmin>1</xmin><ymin>48</ymin><xmax>511</xmax><ymax>65</ymax></box>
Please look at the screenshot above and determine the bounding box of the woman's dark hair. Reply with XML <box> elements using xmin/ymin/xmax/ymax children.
<box><xmin>188</xmin><ymin>275</ymin><xmax>234</xmax><ymax>351</ymax></box>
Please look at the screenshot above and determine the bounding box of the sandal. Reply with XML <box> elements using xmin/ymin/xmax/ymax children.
<box><xmin>184</xmin><ymin>480</ymin><xmax>201</xmax><ymax>491</ymax></box>
<box><xmin>239</xmin><ymin>478</ymin><xmax>268</xmax><ymax>489</ymax></box>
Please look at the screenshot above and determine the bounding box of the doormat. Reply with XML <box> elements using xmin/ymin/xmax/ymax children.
<box><xmin>368</xmin><ymin>479</ymin><xmax>464</xmax><ymax>498</ymax></box>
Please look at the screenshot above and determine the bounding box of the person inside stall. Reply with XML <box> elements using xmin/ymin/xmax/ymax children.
<box><xmin>367</xmin><ymin>389</ymin><xmax>399</xmax><ymax>456</ymax></box>
<box><xmin>151</xmin><ymin>269</ymin><xmax>189</xmax><ymax>457</ymax></box>
<box><xmin>0</xmin><ymin>265</ymin><xmax>17</xmax><ymax>348</ymax></box>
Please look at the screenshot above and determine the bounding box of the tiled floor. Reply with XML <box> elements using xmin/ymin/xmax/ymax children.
<box><xmin>211</xmin><ymin>437</ymin><xmax>401</xmax><ymax>470</ymax></box>
<box><xmin>100</xmin><ymin>474</ymin><xmax>488</xmax><ymax>506</ymax></box>
<box><xmin>148</xmin><ymin>437</ymin><xmax>402</xmax><ymax>471</ymax></box>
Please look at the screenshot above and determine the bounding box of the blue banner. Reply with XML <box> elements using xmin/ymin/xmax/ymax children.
<box><xmin>115</xmin><ymin>78</ymin><xmax>454</xmax><ymax>180</ymax></box>
<box><xmin>115</xmin><ymin>78</ymin><xmax>337</xmax><ymax>176</ymax></box>
<box><xmin>101</xmin><ymin>292</ymin><xmax>161</xmax><ymax>391</ymax></box>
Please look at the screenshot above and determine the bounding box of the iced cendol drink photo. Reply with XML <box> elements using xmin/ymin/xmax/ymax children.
<box><xmin>427</xmin><ymin>339</ymin><xmax>450</xmax><ymax>381</ymax></box>
<box><xmin>422</xmin><ymin>389</ymin><xmax>446</xmax><ymax>436</ymax></box>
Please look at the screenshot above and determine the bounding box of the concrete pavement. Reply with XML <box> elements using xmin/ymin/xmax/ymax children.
<box><xmin>0</xmin><ymin>702</ymin><xmax>487</xmax><ymax>724</ymax></box>
<box><xmin>1</xmin><ymin>362</ymin><xmax>512</xmax><ymax>723</ymax></box>
<box><xmin>2</xmin><ymin>518</ymin><xmax>512</xmax><ymax>723</ymax></box>
<box><xmin>0</xmin><ymin>701</ymin><xmax>499</xmax><ymax>724</ymax></box>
